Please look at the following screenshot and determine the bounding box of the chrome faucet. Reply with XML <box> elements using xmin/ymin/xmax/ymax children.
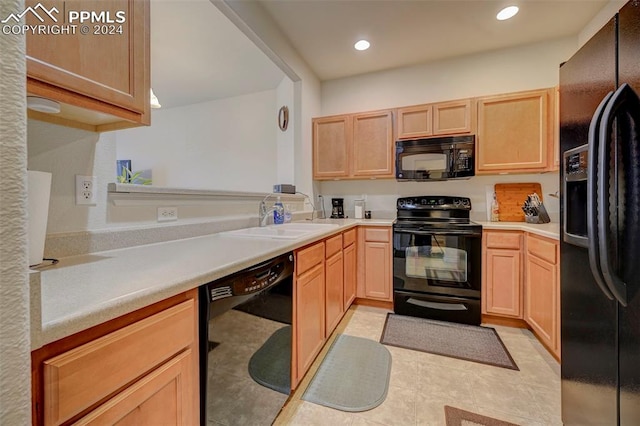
<box><xmin>258</xmin><ymin>200</ymin><xmax>277</xmax><ymax>227</ymax></box>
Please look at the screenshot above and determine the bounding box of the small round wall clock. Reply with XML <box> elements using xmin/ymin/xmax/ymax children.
<box><xmin>278</xmin><ymin>106</ymin><xmax>289</xmax><ymax>131</ymax></box>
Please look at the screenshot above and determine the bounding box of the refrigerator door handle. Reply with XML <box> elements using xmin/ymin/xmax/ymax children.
<box><xmin>587</xmin><ymin>91</ymin><xmax>615</xmax><ymax>300</ymax></box>
<box><xmin>596</xmin><ymin>83</ymin><xmax>640</xmax><ymax>306</ymax></box>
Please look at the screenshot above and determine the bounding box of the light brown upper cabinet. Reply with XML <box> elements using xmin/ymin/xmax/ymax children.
<box><xmin>476</xmin><ymin>88</ymin><xmax>555</xmax><ymax>173</ymax></box>
<box><xmin>396</xmin><ymin>104</ymin><xmax>433</xmax><ymax>139</ymax></box>
<box><xmin>25</xmin><ymin>0</ymin><xmax>150</xmax><ymax>132</ymax></box>
<box><xmin>352</xmin><ymin>110</ymin><xmax>394</xmax><ymax>177</ymax></box>
<box><xmin>313</xmin><ymin>115</ymin><xmax>351</xmax><ymax>179</ymax></box>
<box><xmin>312</xmin><ymin>110</ymin><xmax>394</xmax><ymax>180</ymax></box>
<box><xmin>396</xmin><ymin>99</ymin><xmax>473</xmax><ymax>139</ymax></box>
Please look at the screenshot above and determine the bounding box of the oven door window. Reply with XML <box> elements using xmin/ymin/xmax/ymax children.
<box><xmin>394</xmin><ymin>230</ymin><xmax>480</xmax><ymax>293</ymax></box>
<box><xmin>405</xmin><ymin>244</ymin><xmax>467</xmax><ymax>283</ymax></box>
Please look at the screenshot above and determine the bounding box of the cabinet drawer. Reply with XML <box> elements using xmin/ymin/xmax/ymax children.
<box><xmin>527</xmin><ymin>234</ymin><xmax>558</xmax><ymax>264</ymax></box>
<box><xmin>297</xmin><ymin>242</ymin><xmax>325</xmax><ymax>275</ymax></box>
<box><xmin>485</xmin><ymin>232</ymin><xmax>522</xmax><ymax>249</ymax></box>
<box><xmin>364</xmin><ymin>227</ymin><xmax>390</xmax><ymax>242</ymax></box>
<box><xmin>325</xmin><ymin>234</ymin><xmax>343</xmax><ymax>258</ymax></box>
<box><xmin>343</xmin><ymin>228</ymin><xmax>356</xmax><ymax>248</ymax></box>
<box><xmin>43</xmin><ymin>300</ymin><xmax>195</xmax><ymax>425</ymax></box>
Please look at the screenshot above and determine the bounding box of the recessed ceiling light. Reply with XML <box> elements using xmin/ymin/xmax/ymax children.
<box><xmin>497</xmin><ymin>5</ymin><xmax>519</xmax><ymax>20</ymax></box>
<box><xmin>354</xmin><ymin>40</ymin><xmax>370</xmax><ymax>51</ymax></box>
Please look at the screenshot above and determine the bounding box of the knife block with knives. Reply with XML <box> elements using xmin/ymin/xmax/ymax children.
<box><xmin>494</xmin><ymin>183</ymin><xmax>550</xmax><ymax>223</ymax></box>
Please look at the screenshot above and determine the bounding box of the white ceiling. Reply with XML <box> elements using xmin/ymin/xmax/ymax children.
<box><xmin>259</xmin><ymin>0</ymin><xmax>609</xmax><ymax>81</ymax></box>
<box><xmin>151</xmin><ymin>0</ymin><xmax>609</xmax><ymax>108</ymax></box>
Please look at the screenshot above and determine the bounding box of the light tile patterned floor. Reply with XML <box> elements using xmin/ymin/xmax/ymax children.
<box><xmin>275</xmin><ymin>305</ymin><xmax>561</xmax><ymax>426</ymax></box>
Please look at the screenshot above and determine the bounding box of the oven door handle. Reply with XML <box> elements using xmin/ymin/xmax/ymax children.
<box><xmin>393</xmin><ymin>229</ymin><xmax>481</xmax><ymax>237</ymax></box>
<box><xmin>406</xmin><ymin>297</ymin><xmax>469</xmax><ymax>311</ymax></box>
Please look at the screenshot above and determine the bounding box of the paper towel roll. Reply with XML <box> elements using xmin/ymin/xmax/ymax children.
<box><xmin>27</xmin><ymin>170</ymin><xmax>52</xmax><ymax>266</ymax></box>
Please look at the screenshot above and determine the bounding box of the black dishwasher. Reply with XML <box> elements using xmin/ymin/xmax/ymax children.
<box><xmin>198</xmin><ymin>252</ymin><xmax>294</xmax><ymax>425</ymax></box>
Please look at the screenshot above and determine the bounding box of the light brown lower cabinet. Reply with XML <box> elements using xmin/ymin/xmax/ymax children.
<box><xmin>482</xmin><ymin>231</ymin><xmax>523</xmax><ymax>318</ymax></box>
<box><xmin>325</xmin><ymin>234</ymin><xmax>345</xmax><ymax>334</ymax></box>
<box><xmin>343</xmin><ymin>237</ymin><xmax>357</xmax><ymax>310</ymax></box>
<box><xmin>292</xmin><ymin>227</ymin><xmax>363</xmax><ymax>388</ymax></box>
<box><xmin>482</xmin><ymin>230</ymin><xmax>561</xmax><ymax>360</ymax></box>
<box><xmin>294</xmin><ymin>243</ymin><xmax>326</xmax><ymax>387</ymax></box>
<box><xmin>524</xmin><ymin>233</ymin><xmax>560</xmax><ymax>358</ymax></box>
<box><xmin>358</xmin><ymin>227</ymin><xmax>393</xmax><ymax>302</ymax></box>
<box><xmin>31</xmin><ymin>290</ymin><xmax>199</xmax><ymax>426</ymax></box>
<box><xmin>74</xmin><ymin>349</ymin><xmax>194</xmax><ymax>426</ymax></box>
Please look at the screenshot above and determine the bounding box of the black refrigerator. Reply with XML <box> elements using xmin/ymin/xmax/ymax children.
<box><xmin>559</xmin><ymin>1</ymin><xmax>640</xmax><ymax>425</ymax></box>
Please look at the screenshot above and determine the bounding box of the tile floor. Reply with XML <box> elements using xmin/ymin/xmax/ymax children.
<box><xmin>275</xmin><ymin>305</ymin><xmax>562</xmax><ymax>426</ymax></box>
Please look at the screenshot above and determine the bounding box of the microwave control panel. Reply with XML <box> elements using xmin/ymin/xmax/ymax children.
<box><xmin>455</xmin><ymin>148</ymin><xmax>473</xmax><ymax>171</ymax></box>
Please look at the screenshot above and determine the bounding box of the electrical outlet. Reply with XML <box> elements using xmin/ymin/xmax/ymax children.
<box><xmin>157</xmin><ymin>207</ymin><xmax>178</xmax><ymax>222</ymax></box>
<box><xmin>75</xmin><ymin>175</ymin><xmax>97</xmax><ymax>205</ymax></box>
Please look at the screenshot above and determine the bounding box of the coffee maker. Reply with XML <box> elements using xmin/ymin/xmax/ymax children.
<box><xmin>331</xmin><ymin>198</ymin><xmax>344</xmax><ymax>218</ymax></box>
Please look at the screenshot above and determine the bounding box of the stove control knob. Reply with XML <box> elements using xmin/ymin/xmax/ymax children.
<box><xmin>438</xmin><ymin>198</ymin><xmax>445</xmax><ymax>205</ymax></box>
<box><xmin>462</xmin><ymin>199</ymin><xmax>470</xmax><ymax>207</ymax></box>
<box><xmin>454</xmin><ymin>198</ymin><xmax>461</xmax><ymax>206</ymax></box>
<box><xmin>398</xmin><ymin>200</ymin><xmax>406</xmax><ymax>207</ymax></box>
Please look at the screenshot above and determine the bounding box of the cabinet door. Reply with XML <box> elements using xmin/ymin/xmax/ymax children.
<box><xmin>26</xmin><ymin>0</ymin><xmax>150</xmax><ymax>125</ymax></box>
<box><xmin>363</xmin><ymin>241</ymin><xmax>392</xmax><ymax>301</ymax></box>
<box><xmin>484</xmin><ymin>248</ymin><xmax>522</xmax><ymax>317</ymax></box>
<box><xmin>396</xmin><ymin>105</ymin><xmax>432</xmax><ymax>139</ymax></box>
<box><xmin>352</xmin><ymin>110</ymin><xmax>394</xmax><ymax>177</ymax></box>
<box><xmin>343</xmin><ymin>243</ymin><xmax>357</xmax><ymax>310</ymax></box>
<box><xmin>525</xmin><ymin>254</ymin><xmax>558</xmax><ymax>353</ymax></box>
<box><xmin>325</xmin><ymin>251</ymin><xmax>344</xmax><ymax>335</ymax></box>
<box><xmin>433</xmin><ymin>99</ymin><xmax>472</xmax><ymax>135</ymax></box>
<box><xmin>43</xmin><ymin>300</ymin><xmax>195</xmax><ymax>425</ymax></box>
<box><xmin>295</xmin><ymin>263</ymin><xmax>325</xmax><ymax>380</ymax></box>
<box><xmin>75</xmin><ymin>350</ymin><xmax>194</xmax><ymax>426</ymax></box>
<box><xmin>477</xmin><ymin>89</ymin><xmax>551</xmax><ymax>173</ymax></box>
<box><xmin>313</xmin><ymin>116</ymin><xmax>350</xmax><ymax>179</ymax></box>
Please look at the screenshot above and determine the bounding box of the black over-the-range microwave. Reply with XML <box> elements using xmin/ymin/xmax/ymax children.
<box><xmin>395</xmin><ymin>135</ymin><xmax>475</xmax><ymax>181</ymax></box>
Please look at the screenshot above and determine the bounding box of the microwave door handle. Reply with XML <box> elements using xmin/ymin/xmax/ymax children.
<box><xmin>586</xmin><ymin>91</ymin><xmax>615</xmax><ymax>300</ymax></box>
<box><xmin>597</xmin><ymin>84</ymin><xmax>639</xmax><ymax>306</ymax></box>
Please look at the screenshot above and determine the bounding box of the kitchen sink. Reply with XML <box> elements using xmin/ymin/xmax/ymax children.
<box><xmin>222</xmin><ymin>222</ymin><xmax>340</xmax><ymax>240</ymax></box>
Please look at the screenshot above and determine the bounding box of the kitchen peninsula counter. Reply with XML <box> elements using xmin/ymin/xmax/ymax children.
<box><xmin>30</xmin><ymin>218</ymin><xmax>393</xmax><ymax>349</ymax></box>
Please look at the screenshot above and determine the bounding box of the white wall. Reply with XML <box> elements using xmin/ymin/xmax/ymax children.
<box><xmin>28</xmin><ymin>121</ymin><xmax>115</xmax><ymax>234</ymax></box>
<box><xmin>319</xmin><ymin>173</ymin><xmax>560</xmax><ymax>221</ymax></box>
<box><xmin>116</xmin><ymin>90</ymin><xmax>278</xmax><ymax>192</ymax></box>
<box><xmin>578</xmin><ymin>0</ymin><xmax>628</xmax><ymax>47</ymax></box>
<box><xmin>213</xmin><ymin>0</ymin><xmax>322</xmax><ymax>197</ymax></box>
<box><xmin>276</xmin><ymin>77</ymin><xmax>295</xmax><ymax>184</ymax></box>
<box><xmin>0</xmin><ymin>0</ymin><xmax>31</xmax><ymax>422</ymax></box>
<box><xmin>321</xmin><ymin>36</ymin><xmax>578</xmax><ymax>115</ymax></box>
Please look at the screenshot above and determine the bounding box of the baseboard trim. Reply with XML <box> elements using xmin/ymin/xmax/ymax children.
<box><xmin>354</xmin><ymin>298</ymin><xmax>393</xmax><ymax>310</ymax></box>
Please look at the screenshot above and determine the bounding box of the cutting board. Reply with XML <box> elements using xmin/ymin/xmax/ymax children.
<box><xmin>494</xmin><ymin>183</ymin><xmax>542</xmax><ymax>222</ymax></box>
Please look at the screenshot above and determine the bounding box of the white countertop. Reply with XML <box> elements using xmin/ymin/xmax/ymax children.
<box><xmin>474</xmin><ymin>220</ymin><xmax>560</xmax><ymax>240</ymax></box>
<box><xmin>32</xmin><ymin>218</ymin><xmax>393</xmax><ymax>349</ymax></box>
